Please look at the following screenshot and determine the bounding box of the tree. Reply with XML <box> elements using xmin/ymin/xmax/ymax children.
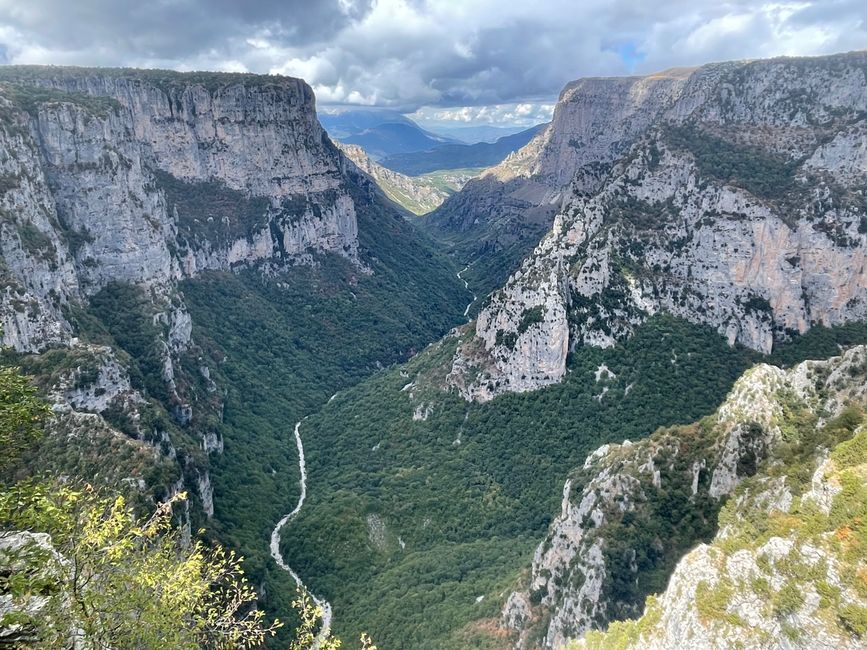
<box><xmin>289</xmin><ymin>591</ymin><xmax>377</xmax><ymax>650</ymax></box>
<box><xmin>0</xmin><ymin>365</ymin><xmax>50</xmax><ymax>478</ymax></box>
<box><xmin>0</xmin><ymin>362</ymin><xmax>373</xmax><ymax>650</ymax></box>
<box><xmin>1</xmin><ymin>483</ymin><xmax>282</xmax><ymax>648</ymax></box>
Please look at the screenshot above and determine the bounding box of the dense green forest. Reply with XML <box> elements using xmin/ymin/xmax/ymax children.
<box><xmin>276</xmin><ymin>316</ymin><xmax>867</xmax><ymax>649</ymax></box>
<box><xmin>181</xmin><ymin>193</ymin><xmax>470</xmax><ymax>635</ymax></box>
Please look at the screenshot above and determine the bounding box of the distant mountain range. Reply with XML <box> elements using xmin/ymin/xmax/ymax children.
<box><xmin>319</xmin><ymin>108</ymin><xmax>546</xmax><ymax>174</ymax></box>
<box><xmin>425</xmin><ymin>124</ymin><xmax>532</xmax><ymax>144</ymax></box>
<box><xmin>318</xmin><ymin>109</ymin><xmax>459</xmax><ymax>158</ymax></box>
<box><xmin>378</xmin><ymin>123</ymin><xmax>545</xmax><ymax>175</ymax></box>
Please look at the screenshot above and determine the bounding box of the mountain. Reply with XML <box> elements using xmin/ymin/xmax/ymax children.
<box><xmin>423</xmin><ymin>124</ymin><xmax>534</xmax><ymax>145</ymax></box>
<box><xmin>320</xmin><ymin>108</ymin><xmax>460</xmax><ymax>159</ymax></box>
<box><xmin>342</xmin><ymin>122</ymin><xmax>460</xmax><ymax>159</ymax></box>
<box><xmin>273</xmin><ymin>50</ymin><xmax>867</xmax><ymax>649</ymax></box>
<box><xmin>318</xmin><ymin>108</ymin><xmax>415</xmax><ymax>139</ymax></box>
<box><xmin>0</xmin><ymin>64</ymin><xmax>468</xmax><ymax>632</ymax></box>
<box><xmin>425</xmin><ymin>54</ymin><xmax>867</xmax><ymax>300</ymax></box>
<box><xmin>3</xmin><ymin>50</ymin><xmax>867</xmax><ymax>650</ymax></box>
<box><xmin>447</xmin><ymin>51</ymin><xmax>867</xmax><ymax>401</ymax></box>
<box><xmin>337</xmin><ymin>142</ymin><xmax>478</xmax><ymax>215</ymax></box>
<box><xmin>515</xmin><ymin>345</ymin><xmax>867</xmax><ymax>650</ymax></box>
<box><xmin>378</xmin><ymin>124</ymin><xmax>545</xmax><ymax>175</ymax></box>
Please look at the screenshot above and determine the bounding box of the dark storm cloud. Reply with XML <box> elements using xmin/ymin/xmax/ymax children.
<box><xmin>0</xmin><ymin>0</ymin><xmax>865</xmax><ymax>120</ymax></box>
<box><xmin>0</xmin><ymin>0</ymin><xmax>374</xmax><ymax>61</ymax></box>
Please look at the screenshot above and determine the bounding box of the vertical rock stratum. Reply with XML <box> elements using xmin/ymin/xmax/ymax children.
<box><xmin>445</xmin><ymin>51</ymin><xmax>867</xmax><ymax>401</ymax></box>
<box><xmin>0</xmin><ymin>65</ymin><xmax>413</xmax><ymax>518</ymax></box>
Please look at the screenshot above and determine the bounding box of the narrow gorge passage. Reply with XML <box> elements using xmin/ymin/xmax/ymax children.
<box><xmin>270</xmin><ymin>419</ymin><xmax>333</xmax><ymax>647</ymax></box>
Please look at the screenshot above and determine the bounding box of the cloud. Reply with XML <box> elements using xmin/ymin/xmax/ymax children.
<box><xmin>0</xmin><ymin>0</ymin><xmax>864</xmax><ymax>120</ymax></box>
<box><xmin>411</xmin><ymin>102</ymin><xmax>555</xmax><ymax>127</ymax></box>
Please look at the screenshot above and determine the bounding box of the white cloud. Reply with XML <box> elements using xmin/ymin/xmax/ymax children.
<box><xmin>410</xmin><ymin>102</ymin><xmax>556</xmax><ymax>127</ymax></box>
<box><xmin>0</xmin><ymin>0</ymin><xmax>864</xmax><ymax>126</ymax></box>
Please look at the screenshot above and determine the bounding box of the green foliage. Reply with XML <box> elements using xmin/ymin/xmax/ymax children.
<box><xmin>84</xmin><ymin>283</ymin><xmax>171</xmax><ymax>404</ymax></box>
<box><xmin>573</xmin><ymin>596</ymin><xmax>662</xmax><ymax>650</ymax></box>
<box><xmin>773</xmin><ymin>581</ymin><xmax>806</xmax><ymax>618</ymax></box>
<box><xmin>767</xmin><ymin>322</ymin><xmax>867</xmax><ymax>367</ymax></box>
<box><xmin>595</xmin><ymin>424</ymin><xmax>725</xmax><ymax>618</ymax></box>
<box><xmin>695</xmin><ymin>579</ymin><xmax>740</xmax><ymax>625</ymax></box>
<box><xmin>278</xmin><ymin>316</ymin><xmax>867</xmax><ymax>646</ymax></box>
<box><xmin>15</xmin><ymin>221</ymin><xmax>56</xmax><ymax>263</ymax></box>
<box><xmin>289</xmin><ymin>591</ymin><xmax>378</xmax><ymax>650</ymax></box>
<box><xmin>418</xmin><ymin>168</ymin><xmax>485</xmax><ymax>194</ymax></box>
<box><xmin>839</xmin><ymin>604</ymin><xmax>867</xmax><ymax>637</ymax></box>
<box><xmin>664</xmin><ymin>125</ymin><xmax>801</xmax><ymax>204</ymax></box>
<box><xmin>0</xmin><ymin>81</ymin><xmax>121</xmax><ymax>118</ymax></box>
<box><xmin>177</xmin><ymin>190</ymin><xmax>468</xmax><ymax>640</ymax></box>
<box><xmin>153</xmin><ymin>170</ymin><xmax>271</xmax><ymax>246</ymax></box>
<box><xmin>0</xmin><ymin>65</ymin><xmax>287</xmax><ymax>95</ymax></box>
<box><xmin>0</xmin><ymin>483</ymin><xmax>281</xmax><ymax>648</ymax></box>
<box><xmin>279</xmin><ymin>316</ymin><xmax>761</xmax><ymax>647</ymax></box>
<box><xmin>518</xmin><ymin>305</ymin><xmax>546</xmax><ymax>333</ymax></box>
<box><xmin>0</xmin><ymin>365</ymin><xmax>50</xmax><ymax>478</ymax></box>
<box><xmin>611</xmin><ymin>196</ymin><xmax>677</xmax><ymax>230</ymax></box>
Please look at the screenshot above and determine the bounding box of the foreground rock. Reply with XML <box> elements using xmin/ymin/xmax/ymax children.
<box><xmin>505</xmin><ymin>345</ymin><xmax>867</xmax><ymax>649</ymax></box>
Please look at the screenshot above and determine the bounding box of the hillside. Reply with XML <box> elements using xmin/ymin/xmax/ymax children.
<box><xmin>0</xmin><ymin>64</ymin><xmax>469</xmax><ymax>634</ymax></box>
<box><xmin>550</xmin><ymin>346</ymin><xmax>867</xmax><ymax>650</ymax></box>
<box><xmin>274</xmin><ymin>51</ymin><xmax>867</xmax><ymax>649</ymax></box>
<box><xmin>341</xmin><ymin>121</ymin><xmax>460</xmax><ymax>159</ymax></box>
<box><xmin>2</xmin><ymin>50</ymin><xmax>867</xmax><ymax>650</ymax></box>
<box><xmin>425</xmin><ymin>52</ymin><xmax>867</xmax><ymax>302</ymax></box>
<box><xmin>337</xmin><ymin>142</ymin><xmax>479</xmax><ymax>215</ymax></box>
<box><xmin>447</xmin><ymin>51</ymin><xmax>867</xmax><ymax>401</ymax></box>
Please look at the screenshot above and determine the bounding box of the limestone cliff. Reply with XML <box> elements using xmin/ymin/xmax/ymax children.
<box><xmin>0</xmin><ymin>65</ymin><xmax>378</xmax><ymax>514</ymax></box>
<box><xmin>337</xmin><ymin>141</ymin><xmax>475</xmax><ymax>215</ymax></box>
<box><xmin>449</xmin><ymin>51</ymin><xmax>867</xmax><ymax>401</ymax></box>
<box><xmin>505</xmin><ymin>345</ymin><xmax>867</xmax><ymax>649</ymax></box>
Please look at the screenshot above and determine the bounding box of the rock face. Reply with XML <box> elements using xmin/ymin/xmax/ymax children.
<box><xmin>337</xmin><ymin>142</ymin><xmax>469</xmax><ymax>215</ymax></box>
<box><xmin>506</xmin><ymin>345</ymin><xmax>867</xmax><ymax>649</ymax></box>
<box><xmin>449</xmin><ymin>51</ymin><xmax>867</xmax><ymax>402</ymax></box>
<box><xmin>0</xmin><ymin>65</ymin><xmax>379</xmax><ymax>515</ymax></box>
<box><xmin>0</xmin><ymin>66</ymin><xmax>366</xmax><ymax>354</ymax></box>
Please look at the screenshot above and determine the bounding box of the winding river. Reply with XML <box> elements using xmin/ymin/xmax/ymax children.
<box><xmin>270</xmin><ymin>268</ymin><xmax>475</xmax><ymax>645</ymax></box>
<box><xmin>457</xmin><ymin>265</ymin><xmax>477</xmax><ymax>317</ymax></box>
<box><xmin>269</xmin><ymin>419</ymin><xmax>333</xmax><ymax>647</ymax></box>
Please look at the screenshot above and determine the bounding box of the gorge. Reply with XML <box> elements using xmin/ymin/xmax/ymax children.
<box><xmin>1</xmin><ymin>48</ymin><xmax>867</xmax><ymax>650</ymax></box>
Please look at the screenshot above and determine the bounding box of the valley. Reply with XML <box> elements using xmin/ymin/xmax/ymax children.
<box><xmin>0</xmin><ymin>42</ymin><xmax>866</xmax><ymax>650</ymax></box>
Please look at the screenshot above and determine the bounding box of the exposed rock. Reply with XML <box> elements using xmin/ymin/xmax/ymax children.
<box><xmin>0</xmin><ymin>66</ymin><xmax>370</xmax><ymax>354</ymax></box>
<box><xmin>0</xmin><ymin>66</ymin><xmax>390</xmax><ymax>517</ymax></box>
<box><xmin>571</xmin><ymin>407</ymin><xmax>867</xmax><ymax>650</ymax></box>
<box><xmin>449</xmin><ymin>52</ymin><xmax>867</xmax><ymax>401</ymax></box>
<box><xmin>506</xmin><ymin>345</ymin><xmax>867</xmax><ymax>648</ymax></box>
<box><xmin>0</xmin><ymin>531</ymin><xmax>65</xmax><ymax>646</ymax></box>
<box><xmin>337</xmin><ymin>142</ymin><xmax>473</xmax><ymax>215</ymax></box>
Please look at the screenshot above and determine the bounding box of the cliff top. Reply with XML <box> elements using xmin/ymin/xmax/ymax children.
<box><xmin>0</xmin><ymin>64</ymin><xmax>305</xmax><ymax>93</ymax></box>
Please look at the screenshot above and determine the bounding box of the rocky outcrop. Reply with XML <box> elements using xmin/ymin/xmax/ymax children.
<box><xmin>337</xmin><ymin>142</ymin><xmax>472</xmax><ymax>215</ymax></box>
<box><xmin>449</xmin><ymin>51</ymin><xmax>867</xmax><ymax>401</ymax></box>
<box><xmin>505</xmin><ymin>345</ymin><xmax>867</xmax><ymax>649</ymax></box>
<box><xmin>0</xmin><ymin>65</ymin><xmax>380</xmax><ymax>515</ymax></box>
<box><xmin>0</xmin><ymin>531</ymin><xmax>65</xmax><ymax>646</ymax></box>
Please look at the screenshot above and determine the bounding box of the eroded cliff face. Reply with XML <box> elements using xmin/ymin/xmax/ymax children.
<box><xmin>0</xmin><ymin>66</ymin><xmax>373</xmax><ymax>515</ymax></box>
<box><xmin>450</xmin><ymin>52</ymin><xmax>867</xmax><ymax>402</ymax></box>
<box><xmin>336</xmin><ymin>142</ymin><xmax>464</xmax><ymax>215</ymax></box>
<box><xmin>506</xmin><ymin>345</ymin><xmax>867</xmax><ymax>649</ymax></box>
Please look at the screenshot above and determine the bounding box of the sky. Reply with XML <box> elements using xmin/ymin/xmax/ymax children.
<box><xmin>0</xmin><ymin>0</ymin><xmax>864</xmax><ymax>128</ymax></box>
